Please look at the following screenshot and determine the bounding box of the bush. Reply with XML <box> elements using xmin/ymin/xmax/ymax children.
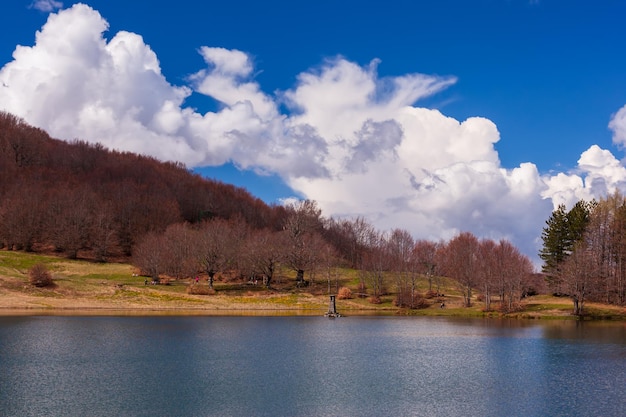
<box><xmin>186</xmin><ymin>284</ymin><xmax>216</xmax><ymax>295</ymax></box>
<box><xmin>498</xmin><ymin>301</ymin><xmax>524</xmax><ymax>314</ymax></box>
<box><xmin>368</xmin><ymin>296</ymin><xmax>382</xmax><ymax>304</ymax></box>
<box><xmin>29</xmin><ymin>263</ymin><xmax>54</xmax><ymax>287</ymax></box>
<box><xmin>424</xmin><ymin>290</ymin><xmax>438</xmax><ymax>299</ymax></box>
<box><xmin>394</xmin><ymin>288</ymin><xmax>429</xmax><ymax>309</ymax></box>
<box><xmin>337</xmin><ymin>287</ymin><xmax>352</xmax><ymax>300</ymax></box>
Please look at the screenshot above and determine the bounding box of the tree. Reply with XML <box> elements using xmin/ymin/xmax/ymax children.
<box><xmin>322</xmin><ymin>216</ymin><xmax>373</xmax><ymax>269</ymax></box>
<box><xmin>577</xmin><ymin>193</ymin><xmax>625</xmax><ymax>306</ymax></box>
<box><xmin>0</xmin><ymin>182</ymin><xmax>45</xmax><ymax>251</ymax></box>
<box><xmin>495</xmin><ymin>240</ymin><xmax>534</xmax><ymax>312</ymax></box>
<box><xmin>359</xmin><ymin>229</ymin><xmax>389</xmax><ymax>300</ymax></box>
<box><xmin>539</xmin><ymin>201</ymin><xmax>591</xmax><ymax>294</ymax></box>
<box><xmin>561</xmin><ymin>241</ymin><xmax>597</xmax><ymax>315</ymax></box>
<box><xmin>45</xmin><ymin>187</ymin><xmax>96</xmax><ymax>259</ymax></box>
<box><xmin>413</xmin><ymin>240</ymin><xmax>439</xmax><ymax>294</ymax></box>
<box><xmin>442</xmin><ymin>232</ymin><xmax>480</xmax><ymax>307</ymax></box>
<box><xmin>133</xmin><ymin>232</ymin><xmax>166</xmax><ymax>283</ymax></box>
<box><xmin>539</xmin><ymin>204</ymin><xmax>569</xmax><ymax>292</ymax></box>
<box><xmin>477</xmin><ymin>239</ymin><xmax>498</xmax><ymax>311</ymax></box>
<box><xmin>388</xmin><ymin>229</ymin><xmax>422</xmax><ymax>309</ymax></box>
<box><xmin>282</xmin><ymin>200</ymin><xmax>324</xmax><ymax>284</ymax></box>
<box><xmin>195</xmin><ymin>219</ymin><xmax>241</xmax><ymax>288</ymax></box>
<box><xmin>91</xmin><ymin>199</ymin><xmax>117</xmax><ymax>262</ymax></box>
<box><xmin>162</xmin><ymin>223</ymin><xmax>198</xmax><ymax>280</ymax></box>
<box><xmin>242</xmin><ymin>228</ymin><xmax>287</xmax><ymax>288</ymax></box>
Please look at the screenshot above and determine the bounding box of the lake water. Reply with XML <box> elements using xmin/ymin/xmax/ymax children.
<box><xmin>0</xmin><ymin>316</ymin><xmax>624</xmax><ymax>417</ymax></box>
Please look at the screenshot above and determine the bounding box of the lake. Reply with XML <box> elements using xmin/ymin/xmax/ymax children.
<box><xmin>0</xmin><ymin>316</ymin><xmax>624</xmax><ymax>417</ymax></box>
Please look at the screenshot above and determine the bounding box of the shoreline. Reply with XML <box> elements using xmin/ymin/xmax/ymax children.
<box><xmin>1</xmin><ymin>304</ymin><xmax>624</xmax><ymax>320</ymax></box>
<box><xmin>2</xmin><ymin>252</ymin><xmax>625</xmax><ymax>320</ymax></box>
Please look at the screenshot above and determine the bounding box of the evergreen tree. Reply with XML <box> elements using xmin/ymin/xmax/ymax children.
<box><xmin>539</xmin><ymin>201</ymin><xmax>591</xmax><ymax>293</ymax></box>
<box><xmin>539</xmin><ymin>204</ymin><xmax>569</xmax><ymax>276</ymax></box>
<box><xmin>566</xmin><ymin>200</ymin><xmax>593</xmax><ymax>244</ymax></box>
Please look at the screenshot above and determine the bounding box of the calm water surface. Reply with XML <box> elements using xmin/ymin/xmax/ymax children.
<box><xmin>0</xmin><ymin>316</ymin><xmax>624</xmax><ymax>417</ymax></box>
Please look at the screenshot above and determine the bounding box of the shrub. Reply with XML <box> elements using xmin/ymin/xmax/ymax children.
<box><xmin>337</xmin><ymin>287</ymin><xmax>352</xmax><ymax>300</ymax></box>
<box><xmin>424</xmin><ymin>290</ymin><xmax>438</xmax><ymax>299</ymax></box>
<box><xmin>186</xmin><ymin>285</ymin><xmax>216</xmax><ymax>295</ymax></box>
<box><xmin>498</xmin><ymin>301</ymin><xmax>524</xmax><ymax>314</ymax></box>
<box><xmin>29</xmin><ymin>263</ymin><xmax>54</xmax><ymax>287</ymax></box>
<box><xmin>394</xmin><ymin>288</ymin><xmax>429</xmax><ymax>309</ymax></box>
<box><xmin>368</xmin><ymin>296</ymin><xmax>382</xmax><ymax>304</ymax></box>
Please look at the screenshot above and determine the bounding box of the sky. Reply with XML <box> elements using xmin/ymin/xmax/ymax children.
<box><xmin>3</xmin><ymin>0</ymin><xmax>626</xmax><ymax>268</ymax></box>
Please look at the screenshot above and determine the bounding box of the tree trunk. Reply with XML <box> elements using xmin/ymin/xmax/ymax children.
<box><xmin>296</xmin><ymin>269</ymin><xmax>305</xmax><ymax>283</ymax></box>
<box><xmin>464</xmin><ymin>287</ymin><xmax>472</xmax><ymax>307</ymax></box>
<box><xmin>484</xmin><ymin>286</ymin><xmax>491</xmax><ymax>311</ymax></box>
<box><xmin>572</xmin><ymin>297</ymin><xmax>580</xmax><ymax>315</ymax></box>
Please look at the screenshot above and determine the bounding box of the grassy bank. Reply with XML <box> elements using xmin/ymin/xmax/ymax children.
<box><xmin>1</xmin><ymin>251</ymin><xmax>625</xmax><ymax>319</ymax></box>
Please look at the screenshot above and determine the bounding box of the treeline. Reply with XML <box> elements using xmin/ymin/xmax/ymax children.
<box><xmin>540</xmin><ymin>194</ymin><xmax>626</xmax><ymax>313</ymax></box>
<box><xmin>0</xmin><ymin>111</ymin><xmax>539</xmax><ymax>309</ymax></box>
<box><xmin>134</xmin><ymin>201</ymin><xmax>539</xmax><ymax>312</ymax></box>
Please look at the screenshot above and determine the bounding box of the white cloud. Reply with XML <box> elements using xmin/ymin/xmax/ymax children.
<box><xmin>609</xmin><ymin>104</ymin><xmax>626</xmax><ymax>148</ymax></box>
<box><xmin>29</xmin><ymin>0</ymin><xmax>63</xmax><ymax>12</ymax></box>
<box><xmin>2</xmin><ymin>4</ymin><xmax>626</xmax><ymax>267</ymax></box>
<box><xmin>541</xmin><ymin>145</ymin><xmax>626</xmax><ymax>209</ymax></box>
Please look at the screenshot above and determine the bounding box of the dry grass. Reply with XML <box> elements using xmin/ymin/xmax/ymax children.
<box><xmin>1</xmin><ymin>250</ymin><xmax>625</xmax><ymax>319</ymax></box>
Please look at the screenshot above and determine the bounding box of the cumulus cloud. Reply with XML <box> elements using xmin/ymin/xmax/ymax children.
<box><xmin>609</xmin><ymin>105</ymin><xmax>626</xmax><ymax>148</ymax></box>
<box><xmin>2</xmin><ymin>4</ymin><xmax>626</xmax><ymax>266</ymax></box>
<box><xmin>29</xmin><ymin>0</ymin><xmax>63</xmax><ymax>12</ymax></box>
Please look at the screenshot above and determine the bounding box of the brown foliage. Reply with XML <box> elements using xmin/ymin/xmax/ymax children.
<box><xmin>337</xmin><ymin>286</ymin><xmax>353</xmax><ymax>299</ymax></box>
<box><xmin>186</xmin><ymin>285</ymin><xmax>216</xmax><ymax>295</ymax></box>
<box><xmin>368</xmin><ymin>295</ymin><xmax>382</xmax><ymax>304</ymax></box>
<box><xmin>394</xmin><ymin>288</ymin><xmax>429</xmax><ymax>309</ymax></box>
<box><xmin>28</xmin><ymin>263</ymin><xmax>54</xmax><ymax>287</ymax></box>
<box><xmin>0</xmin><ymin>112</ymin><xmax>282</xmax><ymax>260</ymax></box>
<box><xmin>424</xmin><ymin>290</ymin><xmax>438</xmax><ymax>299</ymax></box>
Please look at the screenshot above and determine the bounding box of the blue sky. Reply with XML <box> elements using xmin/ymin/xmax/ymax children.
<box><xmin>2</xmin><ymin>0</ymin><xmax>626</xmax><ymax>266</ymax></box>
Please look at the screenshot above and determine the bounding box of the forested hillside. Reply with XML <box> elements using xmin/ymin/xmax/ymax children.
<box><xmin>0</xmin><ymin>111</ymin><xmax>544</xmax><ymax>312</ymax></box>
<box><xmin>0</xmin><ymin>111</ymin><xmax>285</xmax><ymax>259</ymax></box>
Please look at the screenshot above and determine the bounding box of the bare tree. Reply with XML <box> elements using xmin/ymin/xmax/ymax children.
<box><xmin>359</xmin><ymin>229</ymin><xmax>390</xmax><ymax>300</ymax></box>
<box><xmin>561</xmin><ymin>241</ymin><xmax>597</xmax><ymax>315</ymax></box>
<box><xmin>477</xmin><ymin>239</ymin><xmax>498</xmax><ymax>311</ymax></box>
<box><xmin>91</xmin><ymin>199</ymin><xmax>117</xmax><ymax>262</ymax></box>
<box><xmin>162</xmin><ymin>223</ymin><xmax>198</xmax><ymax>280</ymax></box>
<box><xmin>442</xmin><ymin>232</ymin><xmax>480</xmax><ymax>307</ymax></box>
<box><xmin>46</xmin><ymin>187</ymin><xmax>96</xmax><ymax>259</ymax></box>
<box><xmin>388</xmin><ymin>229</ymin><xmax>422</xmax><ymax>308</ymax></box>
<box><xmin>0</xmin><ymin>182</ymin><xmax>45</xmax><ymax>251</ymax></box>
<box><xmin>133</xmin><ymin>232</ymin><xmax>166</xmax><ymax>283</ymax></box>
<box><xmin>282</xmin><ymin>200</ymin><xmax>324</xmax><ymax>284</ymax></box>
<box><xmin>495</xmin><ymin>240</ymin><xmax>533</xmax><ymax>312</ymax></box>
<box><xmin>242</xmin><ymin>228</ymin><xmax>287</xmax><ymax>288</ymax></box>
<box><xmin>413</xmin><ymin>239</ymin><xmax>440</xmax><ymax>294</ymax></box>
<box><xmin>195</xmin><ymin>219</ymin><xmax>241</xmax><ymax>288</ymax></box>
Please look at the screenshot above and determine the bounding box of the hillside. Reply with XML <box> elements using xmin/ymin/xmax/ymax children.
<box><xmin>0</xmin><ymin>111</ymin><xmax>285</xmax><ymax>260</ymax></box>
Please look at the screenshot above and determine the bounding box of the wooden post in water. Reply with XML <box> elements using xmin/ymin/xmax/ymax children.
<box><xmin>325</xmin><ymin>295</ymin><xmax>340</xmax><ymax>317</ymax></box>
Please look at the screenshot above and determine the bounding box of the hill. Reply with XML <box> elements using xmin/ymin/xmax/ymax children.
<box><xmin>0</xmin><ymin>111</ymin><xmax>286</xmax><ymax>260</ymax></box>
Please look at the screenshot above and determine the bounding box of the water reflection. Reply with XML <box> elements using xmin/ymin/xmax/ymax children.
<box><xmin>0</xmin><ymin>316</ymin><xmax>624</xmax><ymax>417</ymax></box>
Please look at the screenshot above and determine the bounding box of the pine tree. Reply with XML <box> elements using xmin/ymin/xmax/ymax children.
<box><xmin>539</xmin><ymin>201</ymin><xmax>591</xmax><ymax>294</ymax></box>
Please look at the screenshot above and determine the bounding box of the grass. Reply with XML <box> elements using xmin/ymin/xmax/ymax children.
<box><xmin>1</xmin><ymin>250</ymin><xmax>625</xmax><ymax>319</ymax></box>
